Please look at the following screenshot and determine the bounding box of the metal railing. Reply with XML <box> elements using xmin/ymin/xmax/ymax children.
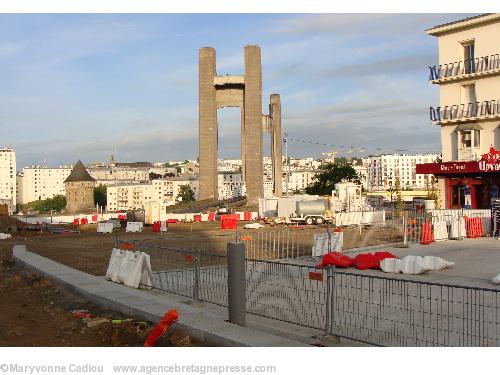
<box><xmin>326</xmin><ymin>268</ymin><xmax>500</xmax><ymax>346</ymax></box>
<box><xmin>120</xmin><ymin>239</ymin><xmax>328</xmax><ymax>329</ymax></box>
<box><xmin>429</xmin><ymin>54</ymin><xmax>500</xmax><ymax>81</ymax></box>
<box><xmin>430</xmin><ymin>99</ymin><xmax>500</xmax><ymax>122</ymax></box>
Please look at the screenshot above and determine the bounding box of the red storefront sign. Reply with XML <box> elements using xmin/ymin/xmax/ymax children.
<box><xmin>417</xmin><ymin>147</ymin><xmax>500</xmax><ymax>175</ymax></box>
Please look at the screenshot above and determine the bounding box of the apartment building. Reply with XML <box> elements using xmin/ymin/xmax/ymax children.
<box><xmin>218</xmin><ymin>172</ymin><xmax>245</xmax><ymax>200</ymax></box>
<box><xmin>0</xmin><ymin>148</ymin><xmax>16</xmax><ymax>209</ymax></box>
<box><xmin>16</xmin><ymin>165</ymin><xmax>72</xmax><ymax>204</ymax></box>
<box><xmin>107</xmin><ymin>176</ymin><xmax>199</xmax><ymax>211</ymax></box>
<box><xmin>418</xmin><ymin>14</ymin><xmax>500</xmax><ymax>208</ymax></box>
<box><xmin>365</xmin><ymin>154</ymin><xmax>439</xmax><ymax>191</ymax></box>
<box><xmin>287</xmin><ymin>169</ymin><xmax>318</xmax><ymax>193</ymax></box>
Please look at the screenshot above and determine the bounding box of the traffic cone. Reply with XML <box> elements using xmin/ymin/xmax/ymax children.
<box><xmin>144</xmin><ymin>310</ymin><xmax>179</xmax><ymax>347</ymax></box>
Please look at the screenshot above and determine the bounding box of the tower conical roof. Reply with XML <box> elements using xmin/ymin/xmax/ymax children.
<box><xmin>64</xmin><ymin>160</ymin><xmax>95</xmax><ymax>183</ymax></box>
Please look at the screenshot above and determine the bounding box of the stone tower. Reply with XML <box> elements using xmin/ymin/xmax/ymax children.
<box><xmin>198</xmin><ymin>45</ymin><xmax>282</xmax><ymax>205</ymax></box>
<box><xmin>64</xmin><ymin>160</ymin><xmax>96</xmax><ymax>214</ymax></box>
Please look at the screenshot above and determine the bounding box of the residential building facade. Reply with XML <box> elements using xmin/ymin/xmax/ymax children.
<box><xmin>419</xmin><ymin>14</ymin><xmax>500</xmax><ymax>209</ymax></box>
<box><xmin>0</xmin><ymin>148</ymin><xmax>16</xmax><ymax>209</ymax></box>
<box><xmin>365</xmin><ymin>154</ymin><xmax>439</xmax><ymax>191</ymax></box>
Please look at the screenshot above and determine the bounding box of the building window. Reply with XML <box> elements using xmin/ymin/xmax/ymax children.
<box><xmin>462</xmin><ymin>41</ymin><xmax>475</xmax><ymax>74</ymax></box>
<box><xmin>474</xmin><ymin>129</ymin><xmax>480</xmax><ymax>148</ymax></box>
<box><xmin>461</xmin><ymin>131</ymin><xmax>472</xmax><ymax>148</ymax></box>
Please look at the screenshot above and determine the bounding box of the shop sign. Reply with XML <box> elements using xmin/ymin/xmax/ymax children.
<box><xmin>417</xmin><ymin>147</ymin><xmax>500</xmax><ymax>175</ymax></box>
<box><xmin>478</xmin><ymin>147</ymin><xmax>500</xmax><ymax>172</ymax></box>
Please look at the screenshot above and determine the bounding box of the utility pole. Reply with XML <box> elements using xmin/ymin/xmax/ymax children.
<box><xmin>283</xmin><ymin>132</ymin><xmax>289</xmax><ymax>196</ymax></box>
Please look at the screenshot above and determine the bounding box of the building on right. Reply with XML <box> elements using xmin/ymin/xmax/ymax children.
<box><xmin>418</xmin><ymin>14</ymin><xmax>500</xmax><ymax>209</ymax></box>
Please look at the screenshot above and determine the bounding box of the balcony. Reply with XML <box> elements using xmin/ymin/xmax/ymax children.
<box><xmin>429</xmin><ymin>99</ymin><xmax>500</xmax><ymax>124</ymax></box>
<box><xmin>429</xmin><ymin>54</ymin><xmax>500</xmax><ymax>83</ymax></box>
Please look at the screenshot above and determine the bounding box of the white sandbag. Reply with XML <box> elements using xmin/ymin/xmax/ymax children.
<box><xmin>492</xmin><ymin>274</ymin><xmax>500</xmax><ymax>285</ymax></box>
<box><xmin>105</xmin><ymin>248</ymin><xmax>126</xmax><ymax>282</ymax></box>
<box><xmin>244</xmin><ymin>223</ymin><xmax>265</xmax><ymax>229</ymax></box>
<box><xmin>422</xmin><ymin>256</ymin><xmax>455</xmax><ymax>271</ymax></box>
<box><xmin>0</xmin><ymin>233</ymin><xmax>12</xmax><ymax>240</ymax></box>
<box><xmin>400</xmin><ymin>256</ymin><xmax>427</xmax><ymax>275</ymax></box>
<box><xmin>139</xmin><ymin>252</ymin><xmax>153</xmax><ymax>289</ymax></box>
<box><xmin>380</xmin><ymin>258</ymin><xmax>402</xmax><ymax>274</ymax></box>
<box><xmin>126</xmin><ymin>222</ymin><xmax>143</xmax><ymax>233</ymax></box>
<box><xmin>117</xmin><ymin>251</ymin><xmax>144</xmax><ymax>288</ymax></box>
<box><xmin>97</xmin><ymin>222</ymin><xmax>114</xmax><ymax>233</ymax></box>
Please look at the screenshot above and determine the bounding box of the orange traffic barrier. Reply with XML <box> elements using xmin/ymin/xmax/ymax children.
<box><xmin>144</xmin><ymin>310</ymin><xmax>179</xmax><ymax>347</ymax></box>
<box><xmin>420</xmin><ymin>222</ymin><xmax>433</xmax><ymax>245</ymax></box>
<box><xmin>240</xmin><ymin>235</ymin><xmax>252</xmax><ymax>241</ymax></box>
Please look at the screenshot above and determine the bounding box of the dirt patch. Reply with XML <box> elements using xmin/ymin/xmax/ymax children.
<box><xmin>0</xmin><ymin>238</ymin><xmax>204</xmax><ymax>347</ymax></box>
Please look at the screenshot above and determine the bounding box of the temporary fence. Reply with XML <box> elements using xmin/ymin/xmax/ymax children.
<box><xmin>117</xmin><ymin>239</ymin><xmax>328</xmax><ymax>329</ymax></box>
<box><xmin>325</xmin><ymin>268</ymin><xmax>500</xmax><ymax>347</ymax></box>
<box><xmin>403</xmin><ymin>209</ymin><xmax>492</xmax><ymax>244</ymax></box>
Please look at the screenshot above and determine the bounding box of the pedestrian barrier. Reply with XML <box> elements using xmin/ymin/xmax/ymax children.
<box><xmin>419</xmin><ymin>222</ymin><xmax>433</xmax><ymax>244</ymax></box>
<box><xmin>194</xmin><ymin>214</ymin><xmax>202</xmax><ymax>222</ymax></box>
<box><xmin>97</xmin><ymin>222</ymin><xmax>114</xmax><ymax>233</ymax></box>
<box><xmin>208</xmin><ymin>212</ymin><xmax>216</xmax><ymax>221</ymax></box>
<box><xmin>221</xmin><ymin>216</ymin><xmax>238</xmax><ymax>230</ymax></box>
<box><xmin>312</xmin><ymin>230</ymin><xmax>343</xmax><ymax>256</ymax></box>
<box><xmin>432</xmin><ymin>220</ymin><xmax>448</xmax><ymax>241</ymax></box>
<box><xmin>126</xmin><ymin>222</ymin><xmax>144</xmax><ymax>233</ymax></box>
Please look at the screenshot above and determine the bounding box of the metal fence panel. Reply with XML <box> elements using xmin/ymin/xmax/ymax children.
<box><xmin>327</xmin><ymin>269</ymin><xmax>500</xmax><ymax>347</ymax></box>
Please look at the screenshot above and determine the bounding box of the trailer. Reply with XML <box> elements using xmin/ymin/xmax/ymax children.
<box><xmin>288</xmin><ymin>199</ymin><xmax>334</xmax><ymax>225</ymax></box>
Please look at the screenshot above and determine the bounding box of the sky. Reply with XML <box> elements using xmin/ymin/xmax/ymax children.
<box><xmin>0</xmin><ymin>13</ymin><xmax>475</xmax><ymax>168</ymax></box>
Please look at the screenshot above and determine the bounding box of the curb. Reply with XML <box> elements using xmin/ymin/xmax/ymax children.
<box><xmin>13</xmin><ymin>245</ymin><xmax>305</xmax><ymax>347</ymax></box>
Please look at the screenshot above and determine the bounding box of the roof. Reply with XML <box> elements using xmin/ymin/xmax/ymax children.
<box><xmin>114</xmin><ymin>162</ymin><xmax>153</xmax><ymax>168</ymax></box>
<box><xmin>427</xmin><ymin>13</ymin><xmax>499</xmax><ymax>36</ymax></box>
<box><xmin>64</xmin><ymin>160</ymin><xmax>95</xmax><ymax>183</ymax></box>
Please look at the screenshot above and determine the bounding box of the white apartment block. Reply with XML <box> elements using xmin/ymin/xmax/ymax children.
<box><xmin>365</xmin><ymin>154</ymin><xmax>439</xmax><ymax>191</ymax></box>
<box><xmin>16</xmin><ymin>165</ymin><xmax>72</xmax><ymax>204</ymax></box>
<box><xmin>0</xmin><ymin>148</ymin><xmax>16</xmax><ymax>208</ymax></box>
<box><xmin>107</xmin><ymin>176</ymin><xmax>199</xmax><ymax>211</ymax></box>
<box><xmin>287</xmin><ymin>169</ymin><xmax>318</xmax><ymax>193</ymax></box>
<box><xmin>218</xmin><ymin>172</ymin><xmax>246</xmax><ymax>200</ymax></box>
<box><xmin>353</xmin><ymin>165</ymin><xmax>368</xmax><ymax>191</ymax></box>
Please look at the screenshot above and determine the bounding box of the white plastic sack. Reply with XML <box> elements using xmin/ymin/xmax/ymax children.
<box><xmin>117</xmin><ymin>251</ymin><xmax>144</xmax><ymax>288</ymax></box>
<box><xmin>105</xmin><ymin>248</ymin><xmax>126</xmax><ymax>282</ymax></box>
<box><xmin>422</xmin><ymin>256</ymin><xmax>455</xmax><ymax>271</ymax></box>
<box><xmin>160</xmin><ymin>221</ymin><xmax>168</xmax><ymax>232</ymax></box>
<box><xmin>492</xmin><ymin>274</ymin><xmax>500</xmax><ymax>285</ymax></box>
<box><xmin>244</xmin><ymin>223</ymin><xmax>265</xmax><ymax>229</ymax></box>
<box><xmin>0</xmin><ymin>233</ymin><xmax>12</xmax><ymax>240</ymax></box>
<box><xmin>380</xmin><ymin>258</ymin><xmax>402</xmax><ymax>274</ymax></box>
<box><xmin>97</xmin><ymin>222</ymin><xmax>114</xmax><ymax>233</ymax></box>
<box><xmin>126</xmin><ymin>222</ymin><xmax>143</xmax><ymax>233</ymax></box>
<box><xmin>400</xmin><ymin>256</ymin><xmax>426</xmax><ymax>275</ymax></box>
<box><xmin>139</xmin><ymin>252</ymin><xmax>153</xmax><ymax>289</ymax></box>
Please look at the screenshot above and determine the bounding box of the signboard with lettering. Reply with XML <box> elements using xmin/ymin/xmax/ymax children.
<box><xmin>417</xmin><ymin>147</ymin><xmax>500</xmax><ymax>175</ymax></box>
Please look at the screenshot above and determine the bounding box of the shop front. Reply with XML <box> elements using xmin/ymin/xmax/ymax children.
<box><xmin>416</xmin><ymin>147</ymin><xmax>500</xmax><ymax>209</ymax></box>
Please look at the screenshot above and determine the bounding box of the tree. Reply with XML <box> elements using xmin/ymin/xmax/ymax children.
<box><xmin>22</xmin><ymin>195</ymin><xmax>66</xmax><ymax>213</ymax></box>
<box><xmin>176</xmin><ymin>184</ymin><xmax>195</xmax><ymax>202</ymax></box>
<box><xmin>94</xmin><ymin>184</ymin><xmax>107</xmax><ymax>208</ymax></box>
<box><xmin>395</xmin><ymin>177</ymin><xmax>404</xmax><ymax>211</ymax></box>
<box><xmin>426</xmin><ymin>176</ymin><xmax>441</xmax><ymax>208</ymax></box>
<box><xmin>305</xmin><ymin>163</ymin><xmax>360</xmax><ymax>195</ymax></box>
<box><xmin>175</xmin><ymin>166</ymin><xmax>182</xmax><ymax>174</ymax></box>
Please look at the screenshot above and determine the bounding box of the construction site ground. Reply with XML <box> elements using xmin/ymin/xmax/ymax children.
<box><xmin>0</xmin><ymin>218</ymin><xmax>401</xmax><ymax>346</ymax></box>
<box><xmin>0</xmin><ymin>233</ymin><xmax>204</xmax><ymax>347</ymax></box>
<box><xmin>12</xmin><ymin>221</ymin><xmax>402</xmax><ymax>276</ymax></box>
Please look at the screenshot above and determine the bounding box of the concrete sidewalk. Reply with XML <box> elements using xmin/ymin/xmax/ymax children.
<box><xmin>13</xmin><ymin>245</ymin><xmax>307</xmax><ymax>347</ymax></box>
